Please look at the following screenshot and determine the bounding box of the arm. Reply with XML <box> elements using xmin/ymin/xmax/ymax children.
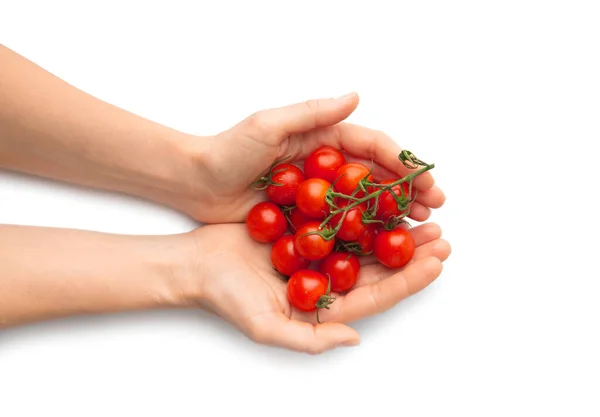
<box><xmin>0</xmin><ymin>225</ymin><xmax>194</xmax><ymax>328</ymax></box>
<box><xmin>0</xmin><ymin>45</ymin><xmax>195</xmax><ymax>214</ymax></box>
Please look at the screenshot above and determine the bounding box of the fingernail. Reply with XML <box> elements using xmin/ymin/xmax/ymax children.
<box><xmin>340</xmin><ymin>339</ymin><xmax>360</xmax><ymax>347</ymax></box>
<box><xmin>336</xmin><ymin>92</ymin><xmax>357</xmax><ymax>100</ymax></box>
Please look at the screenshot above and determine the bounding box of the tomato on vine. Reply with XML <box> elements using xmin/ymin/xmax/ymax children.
<box><xmin>265</xmin><ymin>163</ymin><xmax>305</xmax><ymax>205</ymax></box>
<box><xmin>287</xmin><ymin>206</ymin><xmax>311</xmax><ymax>233</ymax></box>
<box><xmin>287</xmin><ymin>270</ymin><xmax>335</xmax><ymax>317</ymax></box>
<box><xmin>304</xmin><ymin>146</ymin><xmax>346</xmax><ymax>183</ymax></box>
<box><xmin>294</xmin><ymin>221</ymin><xmax>335</xmax><ymax>260</ymax></box>
<box><xmin>356</xmin><ymin>224</ymin><xmax>378</xmax><ymax>255</ymax></box>
<box><xmin>375</xmin><ymin>179</ymin><xmax>411</xmax><ymax>221</ymax></box>
<box><xmin>296</xmin><ymin>178</ymin><xmax>331</xmax><ymax>219</ymax></box>
<box><xmin>331</xmin><ymin>199</ymin><xmax>368</xmax><ymax>242</ymax></box>
<box><xmin>334</xmin><ymin>163</ymin><xmax>373</xmax><ymax>197</ymax></box>
<box><xmin>246</xmin><ymin>202</ymin><xmax>287</xmax><ymax>243</ymax></box>
<box><xmin>271</xmin><ymin>235</ymin><xmax>310</xmax><ymax>276</ymax></box>
<box><xmin>374</xmin><ymin>227</ymin><xmax>415</xmax><ymax>268</ymax></box>
<box><xmin>319</xmin><ymin>252</ymin><xmax>360</xmax><ymax>293</ymax></box>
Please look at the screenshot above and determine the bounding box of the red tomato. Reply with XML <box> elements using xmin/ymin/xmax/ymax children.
<box><xmin>331</xmin><ymin>199</ymin><xmax>368</xmax><ymax>242</ymax></box>
<box><xmin>374</xmin><ymin>227</ymin><xmax>415</xmax><ymax>268</ymax></box>
<box><xmin>334</xmin><ymin>163</ymin><xmax>373</xmax><ymax>197</ymax></box>
<box><xmin>294</xmin><ymin>221</ymin><xmax>335</xmax><ymax>260</ymax></box>
<box><xmin>245</xmin><ymin>202</ymin><xmax>287</xmax><ymax>243</ymax></box>
<box><xmin>304</xmin><ymin>146</ymin><xmax>346</xmax><ymax>183</ymax></box>
<box><xmin>287</xmin><ymin>270</ymin><xmax>329</xmax><ymax>312</ymax></box>
<box><xmin>271</xmin><ymin>235</ymin><xmax>310</xmax><ymax>276</ymax></box>
<box><xmin>319</xmin><ymin>252</ymin><xmax>360</xmax><ymax>293</ymax></box>
<box><xmin>356</xmin><ymin>224</ymin><xmax>378</xmax><ymax>255</ymax></box>
<box><xmin>288</xmin><ymin>206</ymin><xmax>311</xmax><ymax>233</ymax></box>
<box><xmin>296</xmin><ymin>178</ymin><xmax>331</xmax><ymax>219</ymax></box>
<box><xmin>266</xmin><ymin>163</ymin><xmax>305</xmax><ymax>205</ymax></box>
<box><xmin>375</xmin><ymin>179</ymin><xmax>411</xmax><ymax>221</ymax></box>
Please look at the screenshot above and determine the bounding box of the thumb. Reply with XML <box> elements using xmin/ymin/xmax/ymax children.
<box><xmin>233</xmin><ymin>92</ymin><xmax>359</xmax><ymax>146</ymax></box>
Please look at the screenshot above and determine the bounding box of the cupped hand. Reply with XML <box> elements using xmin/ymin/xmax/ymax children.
<box><xmin>186</xmin><ymin>222</ymin><xmax>451</xmax><ymax>354</ymax></box>
<box><xmin>177</xmin><ymin>93</ymin><xmax>445</xmax><ymax>223</ymax></box>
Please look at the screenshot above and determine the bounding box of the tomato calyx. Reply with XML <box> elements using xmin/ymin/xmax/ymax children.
<box><xmin>334</xmin><ymin>240</ymin><xmax>364</xmax><ymax>254</ymax></box>
<box><xmin>299</xmin><ymin>222</ymin><xmax>339</xmax><ymax>242</ymax></box>
<box><xmin>315</xmin><ymin>275</ymin><xmax>336</xmax><ymax>324</ymax></box>
<box><xmin>250</xmin><ymin>156</ymin><xmax>292</xmax><ymax>190</ymax></box>
<box><xmin>361</xmin><ymin>203</ymin><xmax>384</xmax><ymax>226</ymax></box>
<box><xmin>356</xmin><ymin>165</ymin><xmax>375</xmax><ymax>194</ymax></box>
<box><xmin>324</xmin><ymin>176</ymin><xmax>363</xmax><ymax>210</ymax></box>
<box><xmin>383</xmin><ymin>215</ymin><xmax>411</xmax><ymax>231</ymax></box>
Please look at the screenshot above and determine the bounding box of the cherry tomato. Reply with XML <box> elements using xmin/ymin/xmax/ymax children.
<box><xmin>374</xmin><ymin>227</ymin><xmax>415</xmax><ymax>268</ymax></box>
<box><xmin>331</xmin><ymin>199</ymin><xmax>368</xmax><ymax>242</ymax></box>
<box><xmin>271</xmin><ymin>235</ymin><xmax>310</xmax><ymax>276</ymax></box>
<box><xmin>287</xmin><ymin>270</ymin><xmax>329</xmax><ymax>312</ymax></box>
<box><xmin>294</xmin><ymin>221</ymin><xmax>335</xmax><ymax>260</ymax></box>
<box><xmin>246</xmin><ymin>202</ymin><xmax>287</xmax><ymax>243</ymax></box>
<box><xmin>319</xmin><ymin>252</ymin><xmax>360</xmax><ymax>293</ymax></box>
<box><xmin>334</xmin><ymin>163</ymin><xmax>373</xmax><ymax>197</ymax></box>
<box><xmin>288</xmin><ymin>206</ymin><xmax>311</xmax><ymax>233</ymax></box>
<box><xmin>296</xmin><ymin>178</ymin><xmax>331</xmax><ymax>219</ymax></box>
<box><xmin>375</xmin><ymin>179</ymin><xmax>411</xmax><ymax>221</ymax></box>
<box><xmin>266</xmin><ymin>163</ymin><xmax>305</xmax><ymax>205</ymax></box>
<box><xmin>304</xmin><ymin>146</ymin><xmax>346</xmax><ymax>183</ymax></box>
<box><xmin>356</xmin><ymin>224</ymin><xmax>378</xmax><ymax>255</ymax></box>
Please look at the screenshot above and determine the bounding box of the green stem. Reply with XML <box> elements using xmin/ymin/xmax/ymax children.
<box><xmin>319</xmin><ymin>163</ymin><xmax>434</xmax><ymax>228</ymax></box>
<box><xmin>331</xmin><ymin>192</ymin><xmax>361</xmax><ymax>201</ymax></box>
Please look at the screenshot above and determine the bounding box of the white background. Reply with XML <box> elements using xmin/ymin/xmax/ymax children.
<box><xmin>1</xmin><ymin>1</ymin><xmax>599</xmax><ymax>416</ymax></box>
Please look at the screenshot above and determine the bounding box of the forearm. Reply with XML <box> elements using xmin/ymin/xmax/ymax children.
<box><xmin>0</xmin><ymin>45</ymin><xmax>197</xmax><ymax>208</ymax></box>
<box><xmin>0</xmin><ymin>225</ymin><xmax>196</xmax><ymax>329</ymax></box>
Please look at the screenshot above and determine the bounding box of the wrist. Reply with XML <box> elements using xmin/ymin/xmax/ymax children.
<box><xmin>137</xmin><ymin>130</ymin><xmax>214</xmax><ymax>221</ymax></box>
<box><xmin>120</xmin><ymin>130</ymin><xmax>199</xmax><ymax>207</ymax></box>
<box><xmin>155</xmin><ymin>230</ymin><xmax>208</xmax><ymax>308</ymax></box>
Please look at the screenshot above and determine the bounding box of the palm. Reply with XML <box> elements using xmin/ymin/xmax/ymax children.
<box><xmin>196</xmin><ymin>223</ymin><xmax>287</xmax><ymax>316</ymax></box>
<box><xmin>191</xmin><ymin>222</ymin><xmax>450</xmax><ymax>353</ymax></box>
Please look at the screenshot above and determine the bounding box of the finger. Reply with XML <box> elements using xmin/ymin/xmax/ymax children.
<box><xmin>250</xmin><ymin>313</ymin><xmax>360</xmax><ymax>355</ymax></box>
<box><xmin>334</xmin><ymin>123</ymin><xmax>436</xmax><ymax>191</ymax></box>
<box><xmin>328</xmin><ymin>257</ymin><xmax>443</xmax><ymax>323</ymax></box>
<box><xmin>411</xmin><ymin>239</ymin><xmax>452</xmax><ymax>263</ymax></box>
<box><xmin>237</xmin><ymin>93</ymin><xmax>359</xmax><ymax>146</ymax></box>
<box><xmin>415</xmin><ymin>186</ymin><xmax>446</xmax><ymax>209</ymax></box>
<box><xmin>407</xmin><ymin>202</ymin><xmax>431</xmax><ymax>221</ymax></box>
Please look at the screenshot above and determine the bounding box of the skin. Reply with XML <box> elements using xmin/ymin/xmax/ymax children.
<box><xmin>0</xmin><ymin>45</ymin><xmax>450</xmax><ymax>354</ymax></box>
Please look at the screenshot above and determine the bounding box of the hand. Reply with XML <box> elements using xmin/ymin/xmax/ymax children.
<box><xmin>175</xmin><ymin>93</ymin><xmax>445</xmax><ymax>223</ymax></box>
<box><xmin>184</xmin><ymin>222</ymin><xmax>451</xmax><ymax>354</ymax></box>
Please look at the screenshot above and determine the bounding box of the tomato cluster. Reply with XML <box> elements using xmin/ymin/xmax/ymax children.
<box><xmin>246</xmin><ymin>146</ymin><xmax>429</xmax><ymax>321</ymax></box>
